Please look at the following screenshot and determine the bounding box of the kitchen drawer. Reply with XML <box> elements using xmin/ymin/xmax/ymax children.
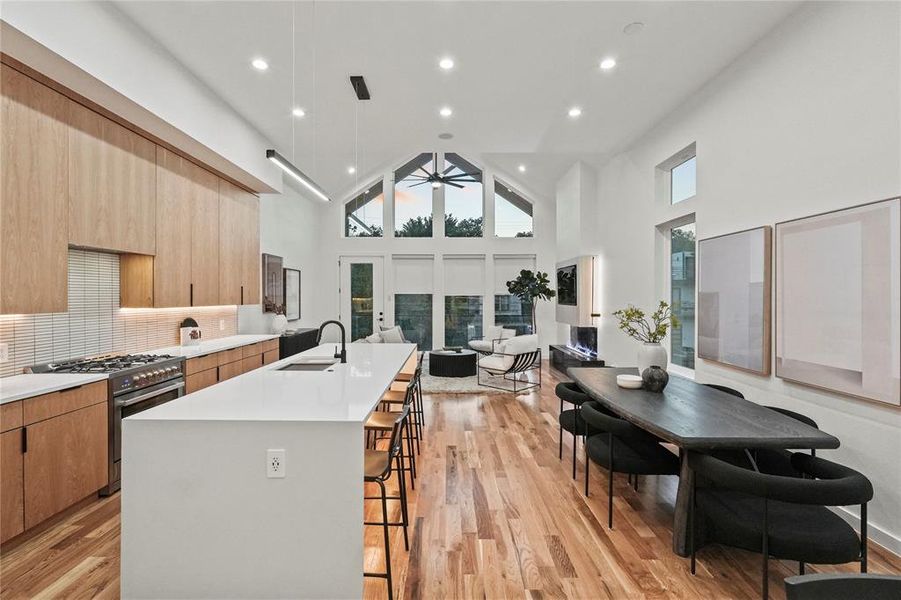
<box><xmin>262</xmin><ymin>339</ymin><xmax>279</xmax><ymax>353</ymax></box>
<box><xmin>23</xmin><ymin>381</ymin><xmax>106</xmax><ymax>425</ymax></box>
<box><xmin>1</xmin><ymin>401</ymin><xmax>23</xmax><ymax>433</ymax></box>
<box><xmin>186</xmin><ymin>353</ymin><xmax>218</xmax><ymax>375</ymax></box>
<box><xmin>263</xmin><ymin>349</ymin><xmax>279</xmax><ymax>366</ymax></box>
<box><xmin>186</xmin><ymin>368</ymin><xmax>218</xmax><ymax>394</ymax></box>
<box><xmin>241</xmin><ymin>355</ymin><xmax>263</xmax><ymax>374</ymax></box>
<box><xmin>218</xmin><ymin>348</ymin><xmax>243</xmax><ymax>366</ymax></box>
<box><xmin>218</xmin><ymin>360</ymin><xmax>243</xmax><ymax>382</ymax></box>
<box><xmin>242</xmin><ymin>342</ymin><xmax>262</xmax><ymax>358</ymax></box>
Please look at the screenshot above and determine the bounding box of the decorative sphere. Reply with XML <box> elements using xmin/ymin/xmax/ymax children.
<box><xmin>641</xmin><ymin>366</ymin><xmax>669</xmax><ymax>393</ymax></box>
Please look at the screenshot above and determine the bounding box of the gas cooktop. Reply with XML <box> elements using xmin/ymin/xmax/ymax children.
<box><xmin>28</xmin><ymin>353</ymin><xmax>179</xmax><ymax>374</ymax></box>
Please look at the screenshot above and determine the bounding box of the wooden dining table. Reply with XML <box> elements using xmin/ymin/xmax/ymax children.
<box><xmin>567</xmin><ymin>367</ymin><xmax>840</xmax><ymax>557</ymax></box>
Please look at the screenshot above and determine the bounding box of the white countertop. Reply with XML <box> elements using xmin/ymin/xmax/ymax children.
<box><xmin>147</xmin><ymin>334</ymin><xmax>281</xmax><ymax>358</ymax></box>
<box><xmin>0</xmin><ymin>373</ymin><xmax>108</xmax><ymax>404</ymax></box>
<box><xmin>127</xmin><ymin>343</ymin><xmax>416</xmax><ymax>423</ymax></box>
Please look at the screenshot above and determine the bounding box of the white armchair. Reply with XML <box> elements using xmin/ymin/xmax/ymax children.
<box><xmin>477</xmin><ymin>334</ymin><xmax>542</xmax><ymax>393</ymax></box>
<box><xmin>468</xmin><ymin>326</ymin><xmax>516</xmax><ymax>355</ymax></box>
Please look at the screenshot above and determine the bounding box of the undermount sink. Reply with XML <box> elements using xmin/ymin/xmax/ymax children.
<box><xmin>277</xmin><ymin>358</ymin><xmax>338</xmax><ymax>372</ymax></box>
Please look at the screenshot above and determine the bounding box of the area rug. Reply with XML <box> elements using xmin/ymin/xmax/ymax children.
<box><xmin>419</xmin><ymin>356</ymin><xmax>538</xmax><ymax>394</ymax></box>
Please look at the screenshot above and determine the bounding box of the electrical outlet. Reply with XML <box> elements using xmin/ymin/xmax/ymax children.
<box><xmin>219</xmin><ymin>319</ymin><xmax>225</xmax><ymax>331</ymax></box>
<box><xmin>0</xmin><ymin>342</ymin><xmax>8</xmax><ymax>363</ymax></box>
<box><xmin>267</xmin><ymin>449</ymin><xmax>286</xmax><ymax>478</ymax></box>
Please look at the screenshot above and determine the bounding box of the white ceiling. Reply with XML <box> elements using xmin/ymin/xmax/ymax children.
<box><xmin>113</xmin><ymin>1</ymin><xmax>799</xmax><ymax>199</ymax></box>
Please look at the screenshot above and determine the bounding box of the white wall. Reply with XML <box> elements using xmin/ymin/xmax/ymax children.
<box><xmin>238</xmin><ymin>184</ymin><xmax>325</xmax><ymax>334</ymax></box>
<box><xmin>580</xmin><ymin>1</ymin><xmax>901</xmax><ymax>551</ymax></box>
<box><xmin>0</xmin><ymin>2</ymin><xmax>281</xmax><ymax>192</ymax></box>
<box><xmin>317</xmin><ymin>157</ymin><xmax>558</xmax><ymax>349</ymax></box>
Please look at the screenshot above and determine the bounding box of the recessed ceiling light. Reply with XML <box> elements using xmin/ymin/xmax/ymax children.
<box><xmin>439</xmin><ymin>57</ymin><xmax>455</xmax><ymax>70</ymax></box>
<box><xmin>251</xmin><ymin>58</ymin><xmax>269</xmax><ymax>71</ymax></box>
<box><xmin>623</xmin><ymin>22</ymin><xmax>645</xmax><ymax>36</ymax></box>
<box><xmin>438</xmin><ymin>132</ymin><xmax>454</xmax><ymax>140</ymax></box>
<box><xmin>518</xmin><ymin>164</ymin><xmax>526</xmax><ymax>173</ymax></box>
<box><xmin>600</xmin><ymin>58</ymin><xmax>617</xmax><ymax>71</ymax></box>
<box><xmin>439</xmin><ymin>106</ymin><xmax>453</xmax><ymax>118</ymax></box>
<box><xmin>568</xmin><ymin>106</ymin><xmax>582</xmax><ymax>118</ymax></box>
<box><xmin>347</xmin><ymin>166</ymin><xmax>356</xmax><ymax>175</ymax></box>
<box><xmin>292</xmin><ymin>107</ymin><xmax>306</xmax><ymax>117</ymax></box>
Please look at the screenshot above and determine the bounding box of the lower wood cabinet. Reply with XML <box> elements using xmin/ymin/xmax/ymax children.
<box><xmin>263</xmin><ymin>349</ymin><xmax>279</xmax><ymax>365</ymax></box>
<box><xmin>0</xmin><ymin>383</ymin><xmax>108</xmax><ymax>543</ymax></box>
<box><xmin>186</xmin><ymin>367</ymin><xmax>218</xmax><ymax>394</ymax></box>
<box><xmin>218</xmin><ymin>360</ymin><xmax>243</xmax><ymax>382</ymax></box>
<box><xmin>23</xmin><ymin>402</ymin><xmax>107</xmax><ymax>529</ymax></box>
<box><xmin>0</xmin><ymin>428</ymin><xmax>24</xmax><ymax>543</ymax></box>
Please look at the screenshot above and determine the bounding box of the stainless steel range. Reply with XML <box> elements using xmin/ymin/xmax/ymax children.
<box><xmin>28</xmin><ymin>353</ymin><xmax>185</xmax><ymax>494</ymax></box>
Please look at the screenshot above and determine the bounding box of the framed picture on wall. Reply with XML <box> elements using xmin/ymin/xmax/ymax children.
<box><xmin>697</xmin><ymin>226</ymin><xmax>772</xmax><ymax>375</ymax></box>
<box><xmin>262</xmin><ymin>253</ymin><xmax>284</xmax><ymax>314</ymax></box>
<box><xmin>775</xmin><ymin>197</ymin><xmax>900</xmax><ymax>407</ymax></box>
<box><xmin>284</xmin><ymin>268</ymin><xmax>300</xmax><ymax>321</ymax></box>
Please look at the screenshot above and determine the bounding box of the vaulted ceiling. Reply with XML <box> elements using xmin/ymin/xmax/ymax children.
<box><xmin>114</xmin><ymin>1</ymin><xmax>799</xmax><ymax>199</ymax></box>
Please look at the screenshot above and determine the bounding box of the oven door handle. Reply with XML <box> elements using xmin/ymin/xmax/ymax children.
<box><xmin>115</xmin><ymin>381</ymin><xmax>185</xmax><ymax>408</ymax></box>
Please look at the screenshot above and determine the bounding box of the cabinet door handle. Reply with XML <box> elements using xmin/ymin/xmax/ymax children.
<box><xmin>21</xmin><ymin>427</ymin><xmax>27</xmax><ymax>453</ymax></box>
<box><xmin>190</xmin><ymin>283</ymin><xmax>194</xmax><ymax>307</ymax></box>
<box><xmin>240</xmin><ymin>285</ymin><xmax>244</xmax><ymax>305</ymax></box>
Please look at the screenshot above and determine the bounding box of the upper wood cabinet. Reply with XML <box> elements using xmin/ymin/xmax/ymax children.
<box><xmin>219</xmin><ymin>180</ymin><xmax>260</xmax><ymax>305</ymax></box>
<box><xmin>135</xmin><ymin>147</ymin><xmax>220</xmax><ymax>308</ymax></box>
<box><xmin>0</xmin><ymin>64</ymin><xmax>69</xmax><ymax>314</ymax></box>
<box><xmin>68</xmin><ymin>102</ymin><xmax>156</xmax><ymax>254</ymax></box>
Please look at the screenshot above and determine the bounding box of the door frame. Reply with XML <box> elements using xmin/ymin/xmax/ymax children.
<box><xmin>338</xmin><ymin>254</ymin><xmax>386</xmax><ymax>341</ymax></box>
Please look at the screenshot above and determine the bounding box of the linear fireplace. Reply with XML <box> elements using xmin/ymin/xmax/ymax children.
<box><xmin>567</xmin><ymin>326</ymin><xmax>598</xmax><ymax>358</ymax></box>
<box><xmin>549</xmin><ymin>326</ymin><xmax>604</xmax><ymax>373</ymax></box>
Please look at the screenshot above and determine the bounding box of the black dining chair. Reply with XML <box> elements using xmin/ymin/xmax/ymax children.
<box><xmin>687</xmin><ymin>451</ymin><xmax>873</xmax><ymax>600</ymax></box>
<box><xmin>701</xmin><ymin>383</ymin><xmax>820</xmax><ymax>475</ymax></box>
<box><xmin>555</xmin><ymin>382</ymin><xmax>591</xmax><ymax>479</ymax></box>
<box><xmin>784</xmin><ymin>573</ymin><xmax>901</xmax><ymax>600</ymax></box>
<box><xmin>581</xmin><ymin>400</ymin><xmax>680</xmax><ymax>528</ymax></box>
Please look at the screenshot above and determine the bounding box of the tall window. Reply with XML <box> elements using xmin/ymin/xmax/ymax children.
<box><xmin>394</xmin><ymin>153</ymin><xmax>433</xmax><ymax>237</ymax></box>
<box><xmin>393</xmin><ymin>256</ymin><xmax>434</xmax><ymax>350</ymax></box>
<box><xmin>443</xmin><ymin>153</ymin><xmax>483</xmax><ymax>237</ymax></box>
<box><xmin>344</xmin><ymin>180</ymin><xmax>384</xmax><ymax>237</ymax></box>
<box><xmin>493</xmin><ymin>255</ymin><xmax>536</xmax><ymax>334</ymax></box>
<box><xmin>670</xmin><ymin>222</ymin><xmax>696</xmax><ymax>369</ymax></box>
<box><xmin>395</xmin><ymin>295</ymin><xmax>432</xmax><ymax>350</ymax></box>
<box><xmin>445</xmin><ymin>296</ymin><xmax>483</xmax><ymax>347</ymax></box>
<box><xmin>671</xmin><ymin>156</ymin><xmax>696</xmax><ymax>204</ymax></box>
<box><xmin>444</xmin><ymin>256</ymin><xmax>484</xmax><ymax>347</ymax></box>
<box><xmin>494</xmin><ymin>180</ymin><xmax>533</xmax><ymax>237</ymax></box>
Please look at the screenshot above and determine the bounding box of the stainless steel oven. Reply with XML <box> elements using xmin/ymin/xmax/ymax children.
<box><xmin>110</xmin><ymin>377</ymin><xmax>184</xmax><ymax>491</ymax></box>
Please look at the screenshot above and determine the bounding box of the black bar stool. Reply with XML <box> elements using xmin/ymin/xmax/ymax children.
<box><xmin>363</xmin><ymin>406</ymin><xmax>411</xmax><ymax>600</ymax></box>
<box><xmin>372</xmin><ymin>379</ymin><xmax>418</xmax><ymax>487</ymax></box>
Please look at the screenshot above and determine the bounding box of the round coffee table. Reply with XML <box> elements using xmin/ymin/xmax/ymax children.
<box><xmin>428</xmin><ymin>349</ymin><xmax>478</xmax><ymax>377</ymax></box>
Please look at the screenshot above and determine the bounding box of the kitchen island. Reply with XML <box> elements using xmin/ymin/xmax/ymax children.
<box><xmin>120</xmin><ymin>342</ymin><xmax>416</xmax><ymax>599</ymax></box>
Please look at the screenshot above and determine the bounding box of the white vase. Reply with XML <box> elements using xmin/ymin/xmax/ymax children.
<box><xmin>637</xmin><ymin>342</ymin><xmax>668</xmax><ymax>376</ymax></box>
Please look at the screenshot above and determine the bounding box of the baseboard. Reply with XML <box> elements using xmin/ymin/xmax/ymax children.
<box><xmin>833</xmin><ymin>505</ymin><xmax>901</xmax><ymax>558</ymax></box>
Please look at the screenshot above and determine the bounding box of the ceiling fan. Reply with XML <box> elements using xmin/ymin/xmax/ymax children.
<box><xmin>408</xmin><ymin>153</ymin><xmax>480</xmax><ymax>189</ymax></box>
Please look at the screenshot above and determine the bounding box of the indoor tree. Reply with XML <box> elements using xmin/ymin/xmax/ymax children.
<box><xmin>506</xmin><ymin>269</ymin><xmax>556</xmax><ymax>335</ymax></box>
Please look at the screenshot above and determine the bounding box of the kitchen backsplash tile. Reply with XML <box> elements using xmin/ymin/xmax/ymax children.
<box><xmin>0</xmin><ymin>249</ymin><xmax>237</xmax><ymax>377</ymax></box>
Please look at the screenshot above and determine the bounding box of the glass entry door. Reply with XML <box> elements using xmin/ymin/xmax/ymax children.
<box><xmin>339</xmin><ymin>256</ymin><xmax>384</xmax><ymax>342</ymax></box>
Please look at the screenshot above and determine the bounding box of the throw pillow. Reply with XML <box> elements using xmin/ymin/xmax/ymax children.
<box><xmin>365</xmin><ymin>331</ymin><xmax>383</xmax><ymax>344</ymax></box>
<box><xmin>380</xmin><ymin>326</ymin><xmax>404</xmax><ymax>344</ymax></box>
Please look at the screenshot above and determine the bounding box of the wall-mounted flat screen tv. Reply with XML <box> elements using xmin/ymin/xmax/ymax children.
<box><xmin>557</xmin><ymin>264</ymin><xmax>577</xmax><ymax>306</ymax></box>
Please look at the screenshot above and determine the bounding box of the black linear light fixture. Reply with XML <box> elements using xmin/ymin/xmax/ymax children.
<box><xmin>266</xmin><ymin>149</ymin><xmax>330</xmax><ymax>202</ymax></box>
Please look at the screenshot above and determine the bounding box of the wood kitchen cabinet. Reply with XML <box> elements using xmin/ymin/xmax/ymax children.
<box><xmin>219</xmin><ymin>180</ymin><xmax>261</xmax><ymax>305</ymax></box>
<box><xmin>23</xmin><ymin>401</ymin><xmax>107</xmax><ymax>529</ymax></box>
<box><xmin>67</xmin><ymin>101</ymin><xmax>156</xmax><ymax>254</ymax></box>
<box><xmin>121</xmin><ymin>147</ymin><xmax>221</xmax><ymax>307</ymax></box>
<box><xmin>1</xmin><ymin>401</ymin><xmax>25</xmax><ymax>544</ymax></box>
<box><xmin>0</xmin><ymin>64</ymin><xmax>69</xmax><ymax>315</ymax></box>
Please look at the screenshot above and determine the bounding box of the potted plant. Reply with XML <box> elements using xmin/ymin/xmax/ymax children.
<box><xmin>612</xmin><ymin>301</ymin><xmax>679</xmax><ymax>376</ymax></box>
<box><xmin>506</xmin><ymin>270</ymin><xmax>556</xmax><ymax>335</ymax></box>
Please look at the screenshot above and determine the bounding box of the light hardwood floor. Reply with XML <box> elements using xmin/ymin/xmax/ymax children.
<box><xmin>2</xmin><ymin>363</ymin><xmax>899</xmax><ymax>599</ymax></box>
